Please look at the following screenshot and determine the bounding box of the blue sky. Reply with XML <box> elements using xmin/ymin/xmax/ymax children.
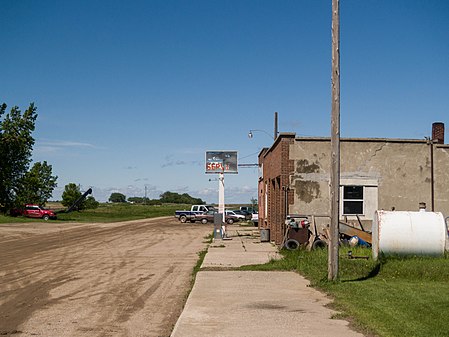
<box><xmin>2</xmin><ymin>1</ymin><xmax>448</xmax><ymax>203</ymax></box>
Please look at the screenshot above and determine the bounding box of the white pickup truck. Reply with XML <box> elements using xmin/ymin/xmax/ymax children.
<box><xmin>175</xmin><ymin>205</ymin><xmax>216</xmax><ymax>223</ymax></box>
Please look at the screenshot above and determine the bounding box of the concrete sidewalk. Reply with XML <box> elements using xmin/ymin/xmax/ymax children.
<box><xmin>171</xmin><ymin>225</ymin><xmax>364</xmax><ymax>337</ymax></box>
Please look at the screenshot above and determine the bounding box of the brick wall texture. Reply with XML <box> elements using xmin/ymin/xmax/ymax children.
<box><xmin>258</xmin><ymin>134</ymin><xmax>295</xmax><ymax>245</ymax></box>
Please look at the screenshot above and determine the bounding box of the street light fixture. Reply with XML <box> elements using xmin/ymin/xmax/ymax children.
<box><xmin>248</xmin><ymin>111</ymin><xmax>279</xmax><ymax>140</ymax></box>
<box><xmin>248</xmin><ymin>129</ymin><xmax>275</xmax><ymax>140</ymax></box>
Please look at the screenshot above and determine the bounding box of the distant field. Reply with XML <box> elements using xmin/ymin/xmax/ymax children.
<box><xmin>0</xmin><ymin>203</ymin><xmax>189</xmax><ymax>223</ymax></box>
<box><xmin>0</xmin><ymin>203</ymin><xmax>255</xmax><ymax>224</ymax></box>
<box><xmin>46</xmin><ymin>201</ymin><xmax>65</xmax><ymax>211</ymax></box>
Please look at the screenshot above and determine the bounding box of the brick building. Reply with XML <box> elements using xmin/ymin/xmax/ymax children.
<box><xmin>258</xmin><ymin>123</ymin><xmax>449</xmax><ymax>245</ymax></box>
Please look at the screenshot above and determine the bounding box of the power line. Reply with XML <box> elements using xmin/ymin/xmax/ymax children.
<box><xmin>237</xmin><ymin>163</ymin><xmax>259</xmax><ymax>168</ymax></box>
<box><xmin>239</xmin><ymin>151</ymin><xmax>261</xmax><ymax>160</ymax></box>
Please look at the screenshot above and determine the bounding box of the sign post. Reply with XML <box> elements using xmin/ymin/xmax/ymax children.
<box><xmin>219</xmin><ymin>172</ymin><xmax>225</xmax><ymax>235</ymax></box>
<box><xmin>205</xmin><ymin>151</ymin><xmax>238</xmax><ymax>239</ymax></box>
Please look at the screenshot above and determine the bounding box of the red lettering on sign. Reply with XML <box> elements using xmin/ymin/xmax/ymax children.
<box><xmin>206</xmin><ymin>162</ymin><xmax>224</xmax><ymax>171</ymax></box>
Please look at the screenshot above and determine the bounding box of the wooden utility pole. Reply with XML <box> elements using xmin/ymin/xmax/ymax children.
<box><xmin>329</xmin><ymin>0</ymin><xmax>340</xmax><ymax>281</ymax></box>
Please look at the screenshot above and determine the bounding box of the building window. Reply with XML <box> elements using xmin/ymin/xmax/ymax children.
<box><xmin>343</xmin><ymin>185</ymin><xmax>363</xmax><ymax>215</ymax></box>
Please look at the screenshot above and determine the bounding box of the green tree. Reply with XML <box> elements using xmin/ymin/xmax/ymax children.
<box><xmin>250</xmin><ymin>197</ymin><xmax>258</xmax><ymax>211</ymax></box>
<box><xmin>147</xmin><ymin>199</ymin><xmax>162</xmax><ymax>205</ymax></box>
<box><xmin>15</xmin><ymin>161</ymin><xmax>58</xmax><ymax>206</ymax></box>
<box><xmin>61</xmin><ymin>183</ymin><xmax>84</xmax><ymax>210</ymax></box>
<box><xmin>0</xmin><ymin>103</ymin><xmax>38</xmax><ymax>211</ymax></box>
<box><xmin>159</xmin><ymin>191</ymin><xmax>204</xmax><ymax>204</ymax></box>
<box><xmin>109</xmin><ymin>192</ymin><xmax>126</xmax><ymax>203</ymax></box>
<box><xmin>128</xmin><ymin>197</ymin><xmax>150</xmax><ymax>204</ymax></box>
<box><xmin>84</xmin><ymin>196</ymin><xmax>99</xmax><ymax>209</ymax></box>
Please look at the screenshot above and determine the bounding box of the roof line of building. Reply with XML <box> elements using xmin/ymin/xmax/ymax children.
<box><xmin>295</xmin><ymin>136</ymin><xmax>426</xmax><ymax>143</ymax></box>
<box><xmin>294</xmin><ymin>136</ymin><xmax>449</xmax><ymax>147</ymax></box>
<box><xmin>258</xmin><ymin>132</ymin><xmax>449</xmax><ymax>160</ymax></box>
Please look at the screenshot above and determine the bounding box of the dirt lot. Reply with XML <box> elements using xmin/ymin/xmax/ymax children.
<box><xmin>0</xmin><ymin>217</ymin><xmax>211</xmax><ymax>337</ymax></box>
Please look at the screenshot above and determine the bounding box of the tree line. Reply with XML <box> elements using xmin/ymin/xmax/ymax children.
<box><xmin>109</xmin><ymin>191</ymin><xmax>205</xmax><ymax>205</ymax></box>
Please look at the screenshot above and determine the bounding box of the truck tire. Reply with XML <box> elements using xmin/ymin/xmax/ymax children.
<box><xmin>227</xmin><ymin>218</ymin><xmax>234</xmax><ymax>225</ymax></box>
<box><xmin>312</xmin><ymin>239</ymin><xmax>327</xmax><ymax>250</ymax></box>
<box><xmin>285</xmin><ymin>239</ymin><xmax>300</xmax><ymax>250</ymax></box>
<box><xmin>42</xmin><ymin>214</ymin><xmax>50</xmax><ymax>221</ymax></box>
<box><xmin>180</xmin><ymin>215</ymin><xmax>187</xmax><ymax>223</ymax></box>
<box><xmin>201</xmin><ymin>218</ymin><xmax>208</xmax><ymax>224</ymax></box>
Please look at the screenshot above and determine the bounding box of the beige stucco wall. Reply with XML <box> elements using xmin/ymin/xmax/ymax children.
<box><xmin>288</xmin><ymin>139</ymin><xmax>449</xmax><ymax>223</ymax></box>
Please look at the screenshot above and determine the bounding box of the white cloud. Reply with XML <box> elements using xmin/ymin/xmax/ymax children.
<box><xmin>34</xmin><ymin>139</ymin><xmax>100</xmax><ymax>155</ymax></box>
<box><xmin>134</xmin><ymin>178</ymin><xmax>149</xmax><ymax>182</ymax></box>
<box><xmin>160</xmin><ymin>157</ymin><xmax>202</xmax><ymax>168</ymax></box>
<box><xmin>172</xmin><ymin>186</ymin><xmax>190</xmax><ymax>193</ymax></box>
<box><xmin>39</xmin><ymin>140</ymin><xmax>97</xmax><ymax>148</ymax></box>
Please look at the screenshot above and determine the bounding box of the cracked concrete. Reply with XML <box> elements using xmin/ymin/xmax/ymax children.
<box><xmin>171</xmin><ymin>225</ymin><xmax>365</xmax><ymax>337</ymax></box>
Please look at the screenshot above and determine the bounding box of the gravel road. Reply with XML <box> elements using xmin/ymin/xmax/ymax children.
<box><xmin>0</xmin><ymin>217</ymin><xmax>211</xmax><ymax>337</ymax></box>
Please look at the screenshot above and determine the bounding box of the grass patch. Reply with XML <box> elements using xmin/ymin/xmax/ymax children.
<box><xmin>0</xmin><ymin>203</ymin><xmax>188</xmax><ymax>223</ymax></box>
<box><xmin>190</xmin><ymin>232</ymin><xmax>213</xmax><ymax>287</ymax></box>
<box><xmin>0</xmin><ymin>215</ymin><xmax>40</xmax><ymax>223</ymax></box>
<box><xmin>240</xmin><ymin>246</ymin><xmax>449</xmax><ymax>337</ymax></box>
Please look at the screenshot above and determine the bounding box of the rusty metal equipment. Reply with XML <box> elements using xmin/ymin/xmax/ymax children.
<box><xmin>282</xmin><ymin>214</ymin><xmax>374</xmax><ymax>250</ymax></box>
<box><xmin>339</xmin><ymin>221</ymin><xmax>372</xmax><ymax>244</ymax></box>
<box><xmin>66</xmin><ymin>188</ymin><xmax>93</xmax><ymax>213</ymax></box>
<box><xmin>282</xmin><ymin>216</ymin><xmax>310</xmax><ymax>250</ymax></box>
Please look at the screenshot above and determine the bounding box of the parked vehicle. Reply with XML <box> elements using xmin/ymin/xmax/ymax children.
<box><xmin>194</xmin><ymin>210</ymin><xmax>216</xmax><ymax>224</ymax></box>
<box><xmin>240</xmin><ymin>206</ymin><xmax>257</xmax><ymax>213</ymax></box>
<box><xmin>195</xmin><ymin>210</ymin><xmax>239</xmax><ymax>225</ymax></box>
<box><xmin>175</xmin><ymin>205</ymin><xmax>216</xmax><ymax>223</ymax></box>
<box><xmin>231</xmin><ymin>209</ymin><xmax>252</xmax><ymax>220</ymax></box>
<box><xmin>22</xmin><ymin>204</ymin><xmax>57</xmax><ymax>220</ymax></box>
<box><xmin>225</xmin><ymin>210</ymin><xmax>245</xmax><ymax>223</ymax></box>
<box><xmin>251</xmin><ymin>211</ymin><xmax>259</xmax><ymax>226</ymax></box>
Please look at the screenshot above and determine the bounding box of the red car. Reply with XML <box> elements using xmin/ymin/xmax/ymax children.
<box><xmin>22</xmin><ymin>204</ymin><xmax>57</xmax><ymax>220</ymax></box>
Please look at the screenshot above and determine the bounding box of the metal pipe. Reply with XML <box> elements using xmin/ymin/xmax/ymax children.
<box><xmin>282</xmin><ymin>186</ymin><xmax>289</xmax><ymax>220</ymax></box>
<box><xmin>430</xmin><ymin>140</ymin><xmax>435</xmax><ymax>211</ymax></box>
<box><xmin>426</xmin><ymin>137</ymin><xmax>435</xmax><ymax>212</ymax></box>
<box><xmin>274</xmin><ymin>111</ymin><xmax>278</xmax><ymax>140</ymax></box>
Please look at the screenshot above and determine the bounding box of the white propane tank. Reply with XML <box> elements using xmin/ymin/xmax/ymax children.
<box><xmin>372</xmin><ymin>210</ymin><xmax>448</xmax><ymax>260</ymax></box>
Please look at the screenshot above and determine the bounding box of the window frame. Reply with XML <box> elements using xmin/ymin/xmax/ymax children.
<box><xmin>342</xmin><ymin>185</ymin><xmax>364</xmax><ymax>216</ymax></box>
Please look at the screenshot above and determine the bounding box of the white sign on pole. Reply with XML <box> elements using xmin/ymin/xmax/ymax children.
<box><xmin>205</xmin><ymin>151</ymin><xmax>238</xmax><ymax>238</ymax></box>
